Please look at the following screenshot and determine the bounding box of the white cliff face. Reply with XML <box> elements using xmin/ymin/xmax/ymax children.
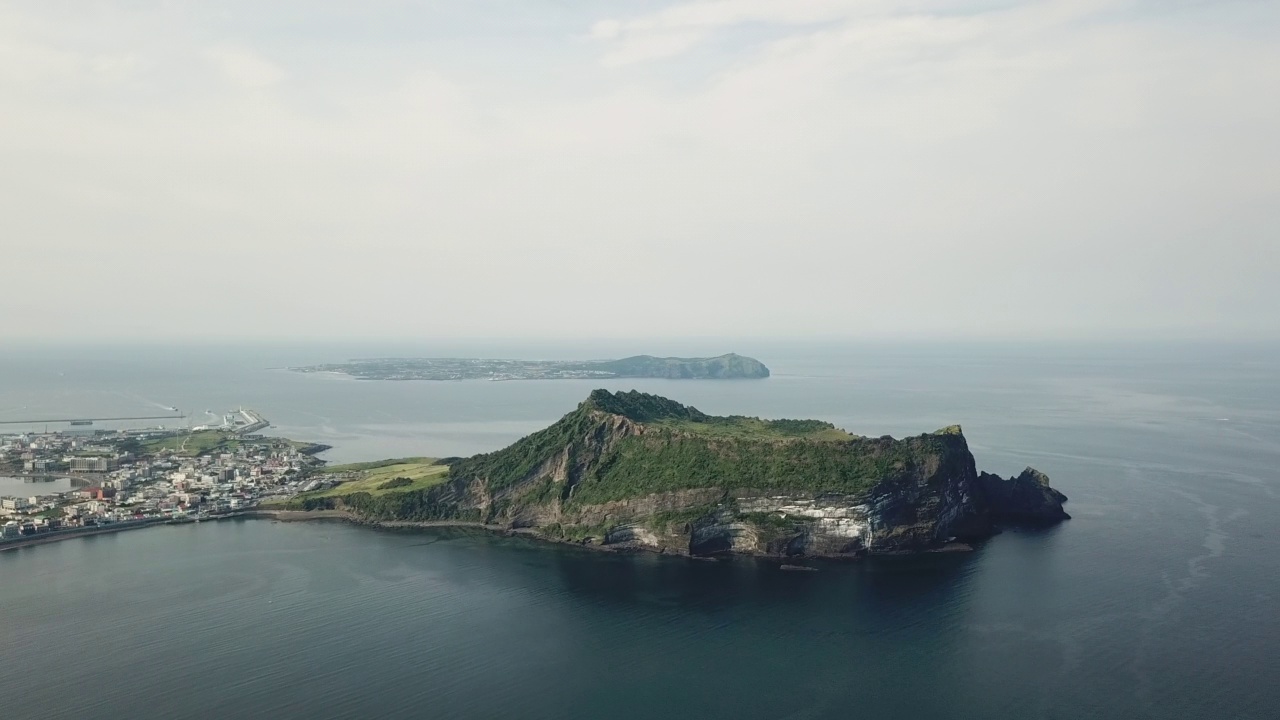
<box><xmin>604</xmin><ymin>524</ymin><xmax>662</xmax><ymax>548</ymax></box>
<box><xmin>566</xmin><ymin>492</ymin><xmax>894</xmax><ymax>556</ymax></box>
<box><xmin>737</xmin><ymin>496</ymin><xmax>873</xmax><ymax>543</ymax></box>
<box><xmin>689</xmin><ymin>521</ymin><xmax>762</xmax><ymax>554</ymax></box>
<box><xmin>723</xmin><ymin>524</ymin><xmax>760</xmax><ymax>552</ymax></box>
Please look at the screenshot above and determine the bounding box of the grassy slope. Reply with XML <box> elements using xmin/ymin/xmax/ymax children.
<box><xmin>139</xmin><ymin>430</ymin><xmax>240</xmax><ymax>457</ymax></box>
<box><xmin>318</xmin><ymin>457</ymin><xmax>437</xmax><ymax>475</ymax></box>
<box><xmin>566</xmin><ymin>431</ymin><xmax>946</xmax><ymax>505</ymax></box>
<box><xmin>300</xmin><ymin>460</ymin><xmax>449</xmax><ymax>499</ymax></box>
<box><xmin>453</xmin><ymin>390</ymin><xmax>957</xmax><ymax>509</ymax></box>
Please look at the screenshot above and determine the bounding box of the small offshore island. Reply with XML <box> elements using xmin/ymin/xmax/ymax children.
<box><xmin>289</xmin><ymin>353</ymin><xmax>770</xmax><ymax>381</ymax></box>
<box><xmin>275</xmin><ymin>390</ymin><xmax>1070</xmax><ymax>558</ymax></box>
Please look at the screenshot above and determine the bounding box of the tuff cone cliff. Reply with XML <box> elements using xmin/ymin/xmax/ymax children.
<box><xmin>295</xmin><ymin>390</ymin><xmax>1069</xmax><ymax>557</ymax></box>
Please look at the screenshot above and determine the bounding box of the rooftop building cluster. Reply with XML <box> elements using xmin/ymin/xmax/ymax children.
<box><xmin>1</xmin><ymin>416</ymin><xmax>326</xmax><ymax>541</ymax></box>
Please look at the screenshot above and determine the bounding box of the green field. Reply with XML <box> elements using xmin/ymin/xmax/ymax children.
<box><xmin>301</xmin><ymin>459</ymin><xmax>449</xmax><ymax>499</ymax></box>
<box><xmin>317</xmin><ymin>457</ymin><xmax>436</xmax><ymax>475</ymax></box>
<box><xmin>139</xmin><ymin>430</ymin><xmax>241</xmax><ymax>457</ymax></box>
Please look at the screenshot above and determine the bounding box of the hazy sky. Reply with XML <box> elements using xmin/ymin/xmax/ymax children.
<box><xmin>3</xmin><ymin>0</ymin><xmax>1277</xmax><ymax>341</ymax></box>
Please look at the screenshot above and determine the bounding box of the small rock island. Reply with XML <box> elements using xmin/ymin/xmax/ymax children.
<box><xmin>289</xmin><ymin>354</ymin><xmax>770</xmax><ymax>381</ymax></box>
<box><xmin>282</xmin><ymin>390</ymin><xmax>1069</xmax><ymax>558</ymax></box>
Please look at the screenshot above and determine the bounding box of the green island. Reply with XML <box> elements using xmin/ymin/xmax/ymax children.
<box><xmin>278</xmin><ymin>389</ymin><xmax>1070</xmax><ymax>557</ymax></box>
<box><xmin>287</xmin><ymin>353</ymin><xmax>771</xmax><ymax>381</ymax></box>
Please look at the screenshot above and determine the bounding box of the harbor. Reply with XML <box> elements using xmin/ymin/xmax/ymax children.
<box><xmin>1</xmin><ymin>409</ymin><xmax>329</xmax><ymax>549</ymax></box>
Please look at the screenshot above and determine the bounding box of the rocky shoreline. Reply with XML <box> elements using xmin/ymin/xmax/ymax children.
<box><xmin>241</xmin><ymin>509</ymin><xmax>992</xmax><ymax>560</ymax></box>
<box><xmin>0</xmin><ymin>506</ymin><xmax>1007</xmax><ymax>561</ymax></box>
<box><xmin>277</xmin><ymin>391</ymin><xmax>1071</xmax><ymax>560</ymax></box>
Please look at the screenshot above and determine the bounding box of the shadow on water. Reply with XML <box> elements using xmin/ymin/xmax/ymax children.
<box><xmin>533</xmin><ymin>541</ymin><xmax>988</xmax><ymax>719</ymax></box>
<box><xmin>360</xmin><ymin>522</ymin><xmax>984</xmax><ymax>616</ymax></box>
<box><xmin>544</xmin><ymin>541</ymin><xmax>981</xmax><ymax>613</ymax></box>
<box><xmin>236</xmin><ymin>521</ymin><xmax>1071</xmax><ymax>720</ymax></box>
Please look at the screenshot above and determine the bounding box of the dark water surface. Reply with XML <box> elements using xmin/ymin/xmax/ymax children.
<box><xmin>1</xmin><ymin>341</ymin><xmax>1277</xmax><ymax>719</ymax></box>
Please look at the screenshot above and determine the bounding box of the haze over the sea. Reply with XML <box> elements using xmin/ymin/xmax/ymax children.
<box><xmin>3</xmin><ymin>0</ymin><xmax>1277</xmax><ymax>343</ymax></box>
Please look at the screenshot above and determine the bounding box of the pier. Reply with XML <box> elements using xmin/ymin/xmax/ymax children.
<box><xmin>0</xmin><ymin>415</ymin><xmax>186</xmax><ymax>426</ymax></box>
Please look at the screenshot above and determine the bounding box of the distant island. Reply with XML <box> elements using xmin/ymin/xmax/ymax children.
<box><xmin>276</xmin><ymin>390</ymin><xmax>1069</xmax><ymax>558</ymax></box>
<box><xmin>288</xmin><ymin>353</ymin><xmax>770</xmax><ymax>381</ymax></box>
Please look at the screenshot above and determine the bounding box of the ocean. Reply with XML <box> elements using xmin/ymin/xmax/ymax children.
<box><xmin>0</xmin><ymin>340</ymin><xmax>1277</xmax><ymax>719</ymax></box>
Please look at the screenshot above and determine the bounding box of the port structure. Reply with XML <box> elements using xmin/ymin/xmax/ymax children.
<box><xmin>0</xmin><ymin>414</ymin><xmax>187</xmax><ymax>426</ymax></box>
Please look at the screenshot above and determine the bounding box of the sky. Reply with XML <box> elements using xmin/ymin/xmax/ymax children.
<box><xmin>2</xmin><ymin>0</ymin><xmax>1277</xmax><ymax>342</ymax></box>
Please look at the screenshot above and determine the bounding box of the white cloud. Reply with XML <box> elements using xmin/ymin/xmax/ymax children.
<box><xmin>204</xmin><ymin>46</ymin><xmax>287</xmax><ymax>89</ymax></box>
<box><xmin>589</xmin><ymin>0</ymin><xmax>901</xmax><ymax>67</ymax></box>
<box><xmin>590</xmin><ymin>19</ymin><xmax>623</xmax><ymax>40</ymax></box>
<box><xmin>600</xmin><ymin>30</ymin><xmax>707</xmax><ymax>67</ymax></box>
<box><xmin>89</xmin><ymin>52</ymin><xmax>141</xmax><ymax>84</ymax></box>
<box><xmin>0</xmin><ymin>0</ymin><xmax>1277</xmax><ymax>341</ymax></box>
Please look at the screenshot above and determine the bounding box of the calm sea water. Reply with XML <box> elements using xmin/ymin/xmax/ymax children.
<box><xmin>0</xmin><ymin>477</ymin><xmax>74</xmax><ymax>496</ymax></box>
<box><xmin>1</xmin><ymin>341</ymin><xmax>1277</xmax><ymax>719</ymax></box>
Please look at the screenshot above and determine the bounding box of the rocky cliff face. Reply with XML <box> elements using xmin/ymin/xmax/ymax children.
<box><xmin>977</xmin><ymin>468</ymin><xmax>1071</xmax><ymax>525</ymax></box>
<box><xmin>323</xmin><ymin>390</ymin><xmax>1068</xmax><ymax>558</ymax></box>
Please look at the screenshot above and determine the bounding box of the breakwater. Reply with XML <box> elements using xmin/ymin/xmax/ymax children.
<box><xmin>0</xmin><ymin>518</ymin><xmax>168</xmax><ymax>551</ymax></box>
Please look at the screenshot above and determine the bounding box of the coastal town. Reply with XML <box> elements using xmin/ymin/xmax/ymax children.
<box><xmin>0</xmin><ymin>410</ymin><xmax>331</xmax><ymax>545</ymax></box>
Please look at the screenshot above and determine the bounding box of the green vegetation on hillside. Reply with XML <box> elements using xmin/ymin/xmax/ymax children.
<box><xmin>538</xmin><ymin>521</ymin><xmax>617</xmax><ymax>543</ymax></box>
<box><xmin>658</xmin><ymin>417</ymin><xmax>852</xmax><ymax>441</ymax></box>
<box><xmin>585</xmin><ymin>390</ymin><xmax>851</xmax><ymax>439</ymax></box>
<box><xmin>441</xmin><ymin>390</ymin><xmax>960</xmax><ymax>509</ymax></box>
<box><xmin>583</xmin><ymin>389</ymin><xmax>709</xmax><ymax>422</ymax></box>
<box><xmin>298</xmin><ymin>460</ymin><xmax>448</xmax><ymax>499</ymax></box>
<box><xmin>645</xmin><ymin>505</ymin><xmax>720</xmax><ymax>531</ymax></box>
<box><xmin>289</xmin><ymin>486</ymin><xmax>481</xmax><ymax>522</ymax></box>
<box><xmin>567</xmin><ymin>431</ymin><xmax>945</xmax><ymax>506</ymax></box>
<box><xmin>283</xmin><ymin>390</ymin><xmax>971</xmax><ymax>528</ymax></box>
<box><xmin>258</xmin><ymin>390</ymin><xmax>1070</xmax><ymax>557</ymax></box>
<box><xmin>318</xmin><ymin>457</ymin><xmax>437</xmax><ymax>475</ymax></box>
<box><xmin>448</xmin><ymin>409</ymin><xmax>598</xmax><ymax>494</ymax></box>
